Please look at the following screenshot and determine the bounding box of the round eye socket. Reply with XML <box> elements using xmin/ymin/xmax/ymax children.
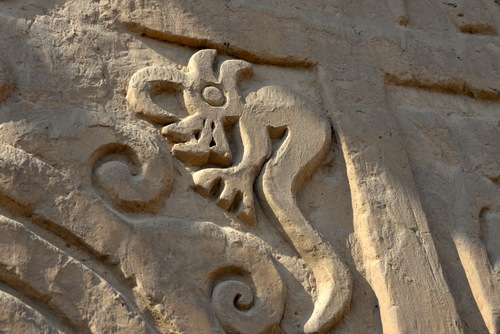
<box><xmin>202</xmin><ymin>86</ymin><xmax>226</xmax><ymax>106</ymax></box>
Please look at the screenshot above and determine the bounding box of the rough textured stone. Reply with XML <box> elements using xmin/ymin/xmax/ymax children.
<box><xmin>0</xmin><ymin>1</ymin><xmax>498</xmax><ymax>333</ymax></box>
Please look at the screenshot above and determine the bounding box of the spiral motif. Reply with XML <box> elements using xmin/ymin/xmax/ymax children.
<box><xmin>211</xmin><ymin>272</ymin><xmax>282</xmax><ymax>334</ymax></box>
<box><xmin>91</xmin><ymin>141</ymin><xmax>174</xmax><ymax>212</ymax></box>
<box><xmin>212</xmin><ymin>279</ymin><xmax>254</xmax><ymax>312</ymax></box>
<box><xmin>208</xmin><ymin>232</ymin><xmax>286</xmax><ymax>334</ymax></box>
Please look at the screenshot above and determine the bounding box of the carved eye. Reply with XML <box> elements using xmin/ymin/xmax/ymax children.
<box><xmin>202</xmin><ymin>86</ymin><xmax>226</xmax><ymax>107</ymax></box>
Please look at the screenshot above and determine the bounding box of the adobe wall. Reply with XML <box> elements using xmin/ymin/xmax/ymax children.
<box><xmin>0</xmin><ymin>1</ymin><xmax>498</xmax><ymax>333</ymax></box>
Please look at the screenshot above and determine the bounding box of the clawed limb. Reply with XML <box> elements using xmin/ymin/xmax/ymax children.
<box><xmin>192</xmin><ymin>167</ymin><xmax>258</xmax><ymax>226</ymax></box>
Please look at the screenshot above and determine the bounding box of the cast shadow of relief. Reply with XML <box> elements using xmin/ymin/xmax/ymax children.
<box><xmin>0</xmin><ymin>50</ymin><xmax>352</xmax><ymax>333</ymax></box>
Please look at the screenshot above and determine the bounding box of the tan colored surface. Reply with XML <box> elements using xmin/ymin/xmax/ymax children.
<box><xmin>0</xmin><ymin>1</ymin><xmax>498</xmax><ymax>333</ymax></box>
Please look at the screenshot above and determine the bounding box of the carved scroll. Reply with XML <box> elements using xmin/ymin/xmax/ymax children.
<box><xmin>124</xmin><ymin>220</ymin><xmax>287</xmax><ymax>334</ymax></box>
<box><xmin>0</xmin><ymin>143</ymin><xmax>286</xmax><ymax>333</ymax></box>
<box><xmin>0</xmin><ymin>215</ymin><xmax>150</xmax><ymax>334</ymax></box>
<box><xmin>0</xmin><ymin>144</ymin><xmax>157</xmax><ymax>333</ymax></box>
<box><xmin>127</xmin><ymin>49</ymin><xmax>353</xmax><ymax>333</ymax></box>
<box><xmin>91</xmin><ymin>134</ymin><xmax>175</xmax><ymax>212</ymax></box>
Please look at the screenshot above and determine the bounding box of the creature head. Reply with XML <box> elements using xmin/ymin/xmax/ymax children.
<box><xmin>162</xmin><ymin>50</ymin><xmax>252</xmax><ymax>167</ymax></box>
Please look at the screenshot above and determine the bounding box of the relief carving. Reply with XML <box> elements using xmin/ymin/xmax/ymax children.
<box><xmin>4</xmin><ymin>1</ymin><xmax>497</xmax><ymax>332</ymax></box>
<box><xmin>388</xmin><ymin>86</ymin><xmax>500</xmax><ymax>333</ymax></box>
<box><xmin>454</xmin><ymin>206</ymin><xmax>500</xmax><ymax>334</ymax></box>
<box><xmin>0</xmin><ymin>144</ymin><xmax>155</xmax><ymax>333</ymax></box>
<box><xmin>91</xmin><ymin>139</ymin><xmax>175</xmax><ymax>212</ymax></box>
<box><xmin>0</xmin><ymin>47</ymin><xmax>352</xmax><ymax>332</ymax></box>
<box><xmin>124</xmin><ymin>220</ymin><xmax>288</xmax><ymax>333</ymax></box>
<box><xmin>0</xmin><ymin>143</ymin><xmax>286</xmax><ymax>333</ymax></box>
<box><xmin>127</xmin><ymin>49</ymin><xmax>353</xmax><ymax>333</ymax></box>
<box><xmin>454</xmin><ymin>204</ymin><xmax>500</xmax><ymax>334</ymax></box>
<box><xmin>0</xmin><ymin>215</ymin><xmax>151</xmax><ymax>334</ymax></box>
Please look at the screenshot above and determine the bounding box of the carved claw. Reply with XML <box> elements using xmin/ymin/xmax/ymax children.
<box><xmin>192</xmin><ymin>168</ymin><xmax>257</xmax><ymax>226</ymax></box>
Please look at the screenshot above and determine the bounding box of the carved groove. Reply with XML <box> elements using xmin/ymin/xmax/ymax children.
<box><xmin>0</xmin><ymin>215</ymin><xmax>150</xmax><ymax>333</ymax></box>
<box><xmin>385</xmin><ymin>73</ymin><xmax>500</xmax><ymax>101</ymax></box>
<box><xmin>0</xmin><ymin>273</ymin><xmax>77</xmax><ymax>334</ymax></box>
<box><xmin>0</xmin><ymin>144</ymin><xmax>161</xmax><ymax>333</ymax></box>
<box><xmin>124</xmin><ymin>22</ymin><xmax>315</xmax><ymax>68</ymax></box>
<box><xmin>0</xmin><ymin>286</ymin><xmax>66</xmax><ymax>334</ymax></box>
<box><xmin>0</xmin><ymin>206</ymin><xmax>162</xmax><ymax>334</ymax></box>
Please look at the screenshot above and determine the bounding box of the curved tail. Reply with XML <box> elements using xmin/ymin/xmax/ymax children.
<box><xmin>261</xmin><ymin>102</ymin><xmax>352</xmax><ymax>333</ymax></box>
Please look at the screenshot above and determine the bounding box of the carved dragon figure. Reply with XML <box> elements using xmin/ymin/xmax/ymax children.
<box><xmin>127</xmin><ymin>49</ymin><xmax>352</xmax><ymax>333</ymax></box>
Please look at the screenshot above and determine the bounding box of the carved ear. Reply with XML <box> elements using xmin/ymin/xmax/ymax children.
<box><xmin>219</xmin><ymin>59</ymin><xmax>252</xmax><ymax>94</ymax></box>
<box><xmin>187</xmin><ymin>49</ymin><xmax>218</xmax><ymax>82</ymax></box>
<box><xmin>127</xmin><ymin>67</ymin><xmax>187</xmax><ymax>125</ymax></box>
